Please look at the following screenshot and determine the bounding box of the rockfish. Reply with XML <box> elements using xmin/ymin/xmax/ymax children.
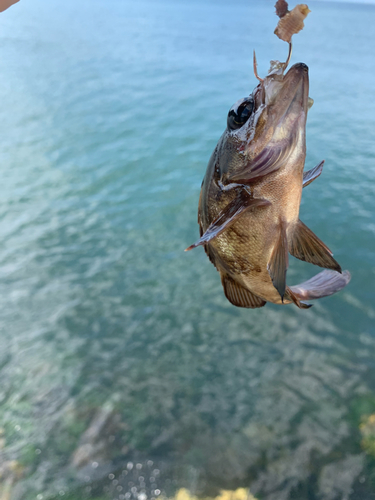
<box><xmin>186</xmin><ymin>57</ymin><xmax>350</xmax><ymax>309</ymax></box>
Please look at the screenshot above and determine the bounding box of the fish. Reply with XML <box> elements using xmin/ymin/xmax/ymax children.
<box><xmin>186</xmin><ymin>54</ymin><xmax>350</xmax><ymax>309</ymax></box>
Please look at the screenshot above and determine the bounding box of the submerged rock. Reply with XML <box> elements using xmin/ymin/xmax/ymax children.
<box><xmin>360</xmin><ymin>413</ymin><xmax>375</xmax><ymax>457</ymax></box>
<box><xmin>0</xmin><ymin>460</ymin><xmax>24</xmax><ymax>500</ymax></box>
<box><xmin>71</xmin><ymin>399</ymin><xmax>128</xmax><ymax>468</ymax></box>
<box><xmin>173</xmin><ymin>488</ymin><xmax>258</xmax><ymax>500</ymax></box>
<box><xmin>318</xmin><ymin>455</ymin><xmax>364</xmax><ymax>500</ymax></box>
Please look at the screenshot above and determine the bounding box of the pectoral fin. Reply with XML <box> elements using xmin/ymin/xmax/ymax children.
<box><xmin>185</xmin><ymin>190</ymin><xmax>271</xmax><ymax>251</ymax></box>
<box><xmin>289</xmin><ymin>269</ymin><xmax>351</xmax><ymax>301</ymax></box>
<box><xmin>228</xmin><ymin>144</ymin><xmax>290</xmax><ymax>183</ymax></box>
<box><xmin>303</xmin><ymin>160</ymin><xmax>324</xmax><ymax>188</ymax></box>
<box><xmin>288</xmin><ymin>220</ymin><xmax>342</xmax><ymax>273</ymax></box>
<box><xmin>221</xmin><ymin>273</ymin><xmax>266</xmax><ymax>308</ymax></box>
<box><xmin>267</xmin><ymin>219</ymin><xmax>289</xmax><ymax>300</ymax></box>
<box><xmin>227</xmin><ymin>125</ymin><xmax>300</xmax><ymax>183</ymax></box>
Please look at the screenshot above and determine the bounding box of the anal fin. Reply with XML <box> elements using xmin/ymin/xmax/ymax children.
<box><xmin>221</xmin><ymin>273</ymin><xmax>266</xmax><ymax>308</ymax></box>
<box><xmin>268</xmin><ymin>219</ymin><xmax>289</xmax><ymax>300</ymax></box>
<box><xmin>289</xmin><ymin>220</ymin><xmax>342</xmax><ymax>273</ymax></box>
<box><xmin>303</xmin><ymin>160</ymin><xmax>324</xmax><ymax>188</ymax></box>
<box><xmin>186</xmin><ymin>189</ymin><xmax>270</xmax><ymax>251</ymax></box>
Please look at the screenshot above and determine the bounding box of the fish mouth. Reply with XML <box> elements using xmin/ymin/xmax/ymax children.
<box><xmin>228</xmin><ymin>63</ymin><xmax>309</xmax><ymax>183</ymax></box>
<box><xmin>280</xmin><ymin>62</ymin><xmax>309</xmax><ymax>118</ymax></box>
<box><xmin>265</xmin><ymin>62</ymin><xmax>310</xmax><ymax>128</ymax></box>
<box><xmin>244</xmin><ymin>61</ymin><xmax>310</xmax><ymax>146</ymax></box>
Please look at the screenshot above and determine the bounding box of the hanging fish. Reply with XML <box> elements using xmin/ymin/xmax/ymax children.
<box><xmin>186</xmin><ymin>40</ymin><xmax>350</xmax><ymax>309</ymax></box>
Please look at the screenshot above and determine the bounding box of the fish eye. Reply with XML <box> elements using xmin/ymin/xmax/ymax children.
<box><xmin>227</xmin><ymin>97</ymin><xmax>254</xmax><ymax>131</ymax></box>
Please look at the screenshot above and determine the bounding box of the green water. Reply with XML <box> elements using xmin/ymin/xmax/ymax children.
<box><xmin>0</xmin><ymin>0</ymin><xmax>375</xmax><ymax>499</ymax></box>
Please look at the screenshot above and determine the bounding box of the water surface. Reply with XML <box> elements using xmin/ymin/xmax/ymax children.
<box><xmin>0</xmin><ymin>1</ymin><xmax>375</xmax><ymax>499</ymax></box>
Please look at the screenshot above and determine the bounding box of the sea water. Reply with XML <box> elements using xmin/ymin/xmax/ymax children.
<box><xmin>0</xmin><ymin>0</ymin><xmax>375</xmax><ymax>499</ymax></box>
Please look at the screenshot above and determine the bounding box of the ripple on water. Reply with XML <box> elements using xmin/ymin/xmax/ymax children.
<box><xmin>0</xmin><ymin>0</ymin><xmax>375</xmax><ymax>499</ymax></box>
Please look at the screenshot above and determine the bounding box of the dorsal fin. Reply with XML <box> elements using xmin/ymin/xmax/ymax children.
<box><xmin>288</xmin><ymin>220</ymin><xmax>342</xmax><ymax>273</ymax></box>
<box><xmin>186</xmin><ymin>189</ymin><xmax>270</xmax><ymax>251</ymax></box>
<box><xmin>267</xmin><ymin>219</ymin><xmax>289</xmax><ymax>300</ymax></box>
<box><xmin>221</xmin><ymin>273</ymin><xmax>266</xmax><ymax>308</ymax></box>
<box><xmin>303</xmin><ymin>160</ymin><xmax>324</xmax><ymax>188</ymax></box>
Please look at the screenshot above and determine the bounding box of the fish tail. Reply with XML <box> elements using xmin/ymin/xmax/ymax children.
<box><xmin>286</xmin><ymin>269</ymin><xmax>351</xmax><ymax>308</ymax></box>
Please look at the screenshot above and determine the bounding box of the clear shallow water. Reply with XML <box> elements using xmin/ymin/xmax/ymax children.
<box><xmin>0</xmin><ymin>0</ymin><xmax>375</xmax><ymax>499</ymax></box>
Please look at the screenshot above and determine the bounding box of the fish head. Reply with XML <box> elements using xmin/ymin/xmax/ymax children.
<box><xmin>218</xmin><ymin>62</ymin><xmax>310</xmax><ymax>183</ymax></box>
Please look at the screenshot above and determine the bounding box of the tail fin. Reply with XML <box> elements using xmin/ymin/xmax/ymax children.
<box><xmin>289</xmin><ymin>269</ymin><xmax>351</xmax><ymax>303</ymax></box>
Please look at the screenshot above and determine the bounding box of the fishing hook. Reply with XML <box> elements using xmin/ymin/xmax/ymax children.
<box><xmin>253</xmin><ymin>50</ymin><xmax>264</xmax><ymax>83</ymax></box>
<box><xmin>284</xmin><ymin>41</ymin><xmax>292</xmax><ymax>70</ymax></box>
